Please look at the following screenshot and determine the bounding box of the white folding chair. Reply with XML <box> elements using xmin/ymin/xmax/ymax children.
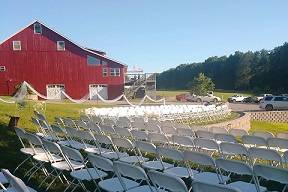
<box><xmin>254</xmin><ymin>164</ymin><xmax>288</xmax><ymax>192</ymax></box>
<box><xmin>193</xmin><ymin>138</ymin><xmax>219</xmax><ymax>154</ymax></box>
<box><xmin>135</xmin><ymin>141</ymin><xmax>173</xmax><ymax>171</ymax></box>
<box><xmin>196</xmin><ymin>130</ymin><xmax>214</xmax><ymax>139</ymax></box>
<box><xmin>177</xmin><ymin>128</ymin><xmax>196</xmax><ymax>137</ymax></box>
<box><xmin>157</xmin><ymin>146</ymin><xmax>198</xmax><ymax>178</ymax></box>
<box><xmin>220</xmin><ymin>142</ymin><xmax>248</xmax><ymax>159</ymax></box>
<box><xmin>161</xmin><ymin>126</ymin><xmax>177</xmax><ymax>136</ymax></box>
<box><xmin>253</xmin><ymin>131</ymin><xmax>274</xmax><ymax>140</ymax></box>
<box><xmin>229</xmin><ymin>128</ymin><xmax>248</xmax><ymax>138</ymax></box>
<box><xmin>267</xmin><ymin>137</ymin><xmax>288</xmax><ymax>153</ymax></box>
<box><xmin>117</xmin><ymin>117</ymin><xmax>131</xmax><ymax>128</ymax></box>
<box><xmin>148</xmin><ymin>132</ymin><xmax>170</xmax><ymax>146</ymax></box>
<box><xmin>113</xmin><ymin>161</ymin><xmax>158</xmax><ymax>192</ymax></box>
<box><xmin>172</xmin><ymin>135</ymin><xmax>194</xmax><ymax>149</ymax></box>
<box><xmin>214</xmin><ymin>133</ymin><xmax>237</xmax><ymax>144</ymax></box>
<box><xmin>248</xmin><ymin>147</ymin><xmax>282</xmax><ymax>166</ymax></box>
<box><xmin>60</xmin><ymin>145</ymin><xmax>103</xmax><ymax>192</ymax></box>
<box><xmin>242</xmin><ymin>135</ymin><xmax>267</xmax><ymax>148</ymax></box>
<box><xmin>192</xmin><ymin>181</ymin><xmax>241</xmax><ymax>192</ymax></box>
<box><xmin>210</xmin><ymin>127</ymin><xmax>228</xmax><ymax>134</ymax></box>
<box><xmin>112</xmin><ymin>137</ymin><xmax>148</xmax><ymax>164</ymax></box>
<box><xmin>14</xmin><ymin>128</ymin><xmax>45</xmax><ymax>173</ymax></box>
<box><xmin>88</xmin><ymin>154</ymin><xmax>138</xmax><ymax>192</ymax></box>
<box><xmin>64</xmin><ymin>127</ymin><xmax>86</xmax><ymax>149</ymax></box>
<box><xmin>1</xmin><ymin>169</ymin><xmax>37</xmax><ymax>192</ymax></box>
<box><xmin>114</xmin><ymin>127</ymin><xmax>132</xmax><ymax>138</ymax></box>
<box><xmin>183</xmin><ymin>150</ymin><xmax>228</xmax><ymax>184</ymax></box>
<box><xmin>131</xmin><ymin>130</ymin><xmax>148</xmax><ymax>141</ymax></box>
<box><xmin>148</xmin><ymin>170</ymin><xmax>189</xmax><ymax>192</ymax></box>
<box><xmin>99</xmin><ymin>125</ymin><xmax>116</xmax><ymax>135</ymax></box>
<box><xmin>216</xmin><ymin>158</ymin><xmax>266</xmax><ymax>192</ymax></box>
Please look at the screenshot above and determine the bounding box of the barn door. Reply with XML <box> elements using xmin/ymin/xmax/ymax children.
<box><xmin>89</xmin><ymin>84</ymin><xmax>108</xmax><ymax>100</ymax></box>
<box><xmin>46</xmin><ymin>84</ymin><xmax>65</xmax><ymax>100</ymax></box>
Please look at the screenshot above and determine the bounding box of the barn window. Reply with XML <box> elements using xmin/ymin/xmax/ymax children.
<box><xmin>102</xmin><ymin>68</ymin><xmax>108</xmax><ymax>77</ymax></box>
<box><xmin>87</xmin><ymin>55</ymin><xmax>101</xmax><ymax>65</ymax></box>
<box><xmin>110</xmin><ymin>68</ymin><xmax>120</xmax><ymax>76</ymax></box>
<box><xmin>57</xmin><ymin>41</ymin><xmax>65</xmax><ymax>51</ymax></box>
<box><xmin>34</xmin><ymin>23</ymin><xmax>42</xmax><ymax>34</ymax></box>
<box><xmin>12</xmin><ymin>41</ymin><xmax>21</xmax><ymax>51</ymax></box>
<box><xmin>0</xmin><ymin>66</ymin><xmax>6</xmax><ymax>72</ymax></box>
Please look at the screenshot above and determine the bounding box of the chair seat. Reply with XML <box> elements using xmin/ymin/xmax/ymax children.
<box><xmin>99</xmin><ymin>177</ymin><xmax>139</xmax><ymax>192</ymax></box>
<box><xmin>126</xmin><ymin>185</ymin><xmax>164</xmax><ymax>192</ymax></box>
<box><xmin>0</xmin><ymin>172</ymin><xmax>8</xmax><ymax>184</ymax></box>
<box><xmin>119</xmin><ymin>156</ymin><xmax>148</xmax><ymax>164</ymax></box>
<box><xmin>101</xmin><ymin>151</ymin><xmax>129</xmax><ymax>160</ymax></box>
<box><xmin>33</xmin><ymin>153</ymin><xmax>63</xmax><ymax>163</ymax></box>
<box><xmin>58</xmin><ymin>140</ymin><xmax>86</xmax><ymax>150</ymax></box>
<box><xmin>164</xmin><ymin>167</ymin><xmax>198</xmax><ymax>178</ymax></box>
<box><xmin>193</xmin><ymin>172</ymin><xmax>228</xmax><ymax>184</ymax></box>
<box><xmin>51</xmin><ymin>160</ymin><xmax>84</xmax><ymax>171</ymax></box>
<box><xmin>20</xmin><ymin>148</ymin><xmax>45</xmax><ymax>155</ymax></box>
<box><xmin>70</xmin><ymin>168</ymin><xmax>108</xmax><ymax>181</ymax></box>
<box><xmin>84</xmin><ymin>147</ymin><xmax>112</xmax><ymax>154</ymax></box>
<box><xmin>228</xmin><ymin>181</ymin><xmax>266</xmax><ymax>192</ymax></box>
<box><xmin>142</xmin><ymin>160</ymin><xmax>173</xmax><ymax>170</ymax></box>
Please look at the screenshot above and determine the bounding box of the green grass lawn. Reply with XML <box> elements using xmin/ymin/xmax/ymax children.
<box><xmin>250</xmin><ymin>120</ymin><xmax>288</xmax><ymax>134</ymax></box>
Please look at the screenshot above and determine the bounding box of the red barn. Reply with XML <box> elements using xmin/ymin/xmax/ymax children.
<box><xmin>0</xmin><ymin>20</ymin><xmax>127</xmax><ymax>100</ymax></box>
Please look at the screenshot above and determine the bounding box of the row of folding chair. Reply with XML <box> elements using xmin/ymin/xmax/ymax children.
<box><xmin>0</xmin><ymin>169</ymin><xmax>37</xmax><ymax>192</ymax></box>
<box><xmin>15</xmin><ymin>126</ymin><xmax>288</xmax><ymax>192</ymax></box>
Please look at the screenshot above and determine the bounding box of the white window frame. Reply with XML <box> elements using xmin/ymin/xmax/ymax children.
<box><xmin>0</xmin><ymin>66</ymin><xmax>6</xmax><ymax>72</ymax></box>
<box><xmin>13</xmin><ymin>41</ymin><xmax>21</xmax><ymax>51</ymax></box>
<box><xmin>110</xmin><ymin>68</ymin><xmax>120</xmax><ymax>76</ymax></box>
<box><xmin>102</xmin><ymin>68</ymin><xmax>108</xmax><ymax>77</ymax></box>
<box><xmin>57</xmin><ymin>41</ymin><xmax>65</xmax><ymax>51</ymax></box>
<box><xmin>34</xmin><ymin>23</ymin><xmax>42</xmax><ymax>34</ymax></box>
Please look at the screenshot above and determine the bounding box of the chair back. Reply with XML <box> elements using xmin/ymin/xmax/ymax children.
<box><xmin>148</xmin><ymin>170</ymin><xmax>188</xmax><ymax>192</ymax></box>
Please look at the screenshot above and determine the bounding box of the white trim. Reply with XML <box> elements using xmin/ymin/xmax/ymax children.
<box><xmin>57</xmin><ymin>41</ymin><xmax>65</xmax><ymax>51</ymax></box>
<box><xmin>12</xmin><ymin>41</ymin><xmax>21</xmax><ymax>51</ymax></box>
<box><xmin>0</xmin><ymin>66</ymin><xmax>6</xmax><ymax>72</ymax></box>
<box><xmin>110</xmin><ymin>68</ymin><xmax>120</xmax><ymax>76</ymax></box>
<box><xmin>0</xmin><ymin>20</ymin><xmax>127</xmax><ymax>66</ymax></box>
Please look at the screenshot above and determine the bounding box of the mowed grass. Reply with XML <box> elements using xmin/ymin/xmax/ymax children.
<box><xmin>156</xmin><ymin>90</ymin><xmax>252</xmax><ymax>102</ymax></box>
<box><xmin>250</xmin><ymin>120</ymin><xmax>288</xmax><ymax>134</ymax></box>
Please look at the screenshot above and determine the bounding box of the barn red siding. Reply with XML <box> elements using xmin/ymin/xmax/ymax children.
<box><xmin>0</xmin><ymin>21</ymin><xmax>125</xmax><ymax>99</ymax></box>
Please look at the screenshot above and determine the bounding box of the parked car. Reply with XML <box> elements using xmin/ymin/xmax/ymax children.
<box><xmin>187</xmin><ymin>93</ymin><xmax>221</xmax><ymax>103</ymax></box>
<box><xmin>259</xmin><ymin>96</ymin><xmax>288</xmax><ymax>111</ymax></box>
<box><xmin>254</xmin><ymin>94</ymin><xmax>272</xmax><ymax>102</ymax></box>
<box><xmin>228</xmin><ymin>95</ymin><xmax>247</xmax><ymax>103</ymax></box>
<box><xmin>243</xmin><ymin>96</ymin><xmax>258</xmax><ymax>103</ymax></box>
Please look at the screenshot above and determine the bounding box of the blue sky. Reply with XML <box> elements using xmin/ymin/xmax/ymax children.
<box><xmin>0</xmin><ymin>1</ymin><xmax>287</xmax><ymax>72</ymax></box>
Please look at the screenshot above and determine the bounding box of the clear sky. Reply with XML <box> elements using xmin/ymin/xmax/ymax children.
<box><xmin>0</xmin><ymin>1</ymin><xmax>287</xmax><ymax>72</ymax></box>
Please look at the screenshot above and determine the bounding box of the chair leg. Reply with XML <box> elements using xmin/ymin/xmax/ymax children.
<box><xmin>46</xmin><ymin>171</ymin><xmax>62</xmax><ymax>191</ymax></box>
<box><xmin>14</xmin><ymin>156</ymin><xmax>32</xmax><ymax>173</ymax></box>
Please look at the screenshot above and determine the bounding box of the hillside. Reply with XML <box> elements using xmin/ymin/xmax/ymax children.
<box><xmin>157</xmin><ymin>42</ymin><xmax>288</xmax><ymax>93</ymax></box>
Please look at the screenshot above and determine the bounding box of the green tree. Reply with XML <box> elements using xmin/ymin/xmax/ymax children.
<box><xmin>188</xmin><ymin>73</ymin><xmax>215</xmax><ymax>96</ymax></box>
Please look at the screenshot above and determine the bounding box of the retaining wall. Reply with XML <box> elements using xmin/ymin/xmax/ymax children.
<box><xmin>250</xmin><ymin>111</ymin><xmax>288</xmax><ymax>123</ymax></box>
<box><xmin>204</xmin><ymin>112</ymin><xmax>251</xmax><ymax>131</ymax></box>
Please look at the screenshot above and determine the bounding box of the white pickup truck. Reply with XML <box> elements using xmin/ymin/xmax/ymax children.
<box><xmin>228</xmin><ymin>95</ymin><xmax>247</xmax><ymax>103</ymax></box>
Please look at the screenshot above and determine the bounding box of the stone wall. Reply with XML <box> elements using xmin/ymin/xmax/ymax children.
<box><xmin>204</xmin><ymin>112</ymin><xmax>251</xmax><ymax>131</ymax></box>
<box><xmin>250</xmin><ymin>111</ymin><xmax>288</xmax><ymax>123</ymax></box>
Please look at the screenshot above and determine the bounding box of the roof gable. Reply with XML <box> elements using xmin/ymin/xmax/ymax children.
<box><xmin>0</xmin><ymin>20</ymin><xmax>126</xmax><ymax>67</ymax></box>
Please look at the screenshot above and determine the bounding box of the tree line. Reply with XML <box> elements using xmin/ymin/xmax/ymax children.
<box><xmin>157</xmin><ymin>42</ymin><xmax>288</xmax><ymax>94</ymax></box>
